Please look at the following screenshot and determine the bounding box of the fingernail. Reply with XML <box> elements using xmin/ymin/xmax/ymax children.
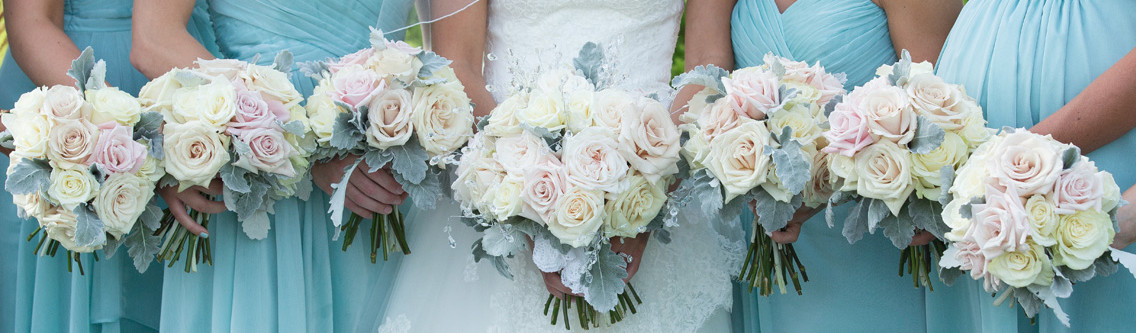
<box><xmin>199</xmin><ymin>232</ymin><xmax>209</xmax><ymax>239</ymax></box>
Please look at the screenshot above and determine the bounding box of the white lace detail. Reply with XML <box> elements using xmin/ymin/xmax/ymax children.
<box><xmin>376</xmin><ymin>314</ymin><xmax>411</xmax><ymax>333</ymax></box>
<box><xmin>484</xmin><ymin>0</ymin><xmax>684</xmax><ymax>104</ymax></box>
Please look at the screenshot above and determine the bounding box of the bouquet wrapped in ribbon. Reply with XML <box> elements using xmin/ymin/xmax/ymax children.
<box><xmin>939</xmin><ymin>128</ymin><xmax>1136</xmax><ymax>326</ymax></box>
<box><xmin>820</xmin><ymin>51</ymin><xmax>992</xmax><ymax>288</ymax></box>
<box><xmin>1</xmin><ymin>48</ymin><xmax>165</xmax><ymax>273</ymax></box>
<box><xmin>139</xmin><ymin>51</ymin><xmax>313</xmax><ymax>272</ymax></box>
<box><xmin>673</xmin><ymin>53</ymin><xmax>845</xmax><ymax>296</ymax></box>
<box><xmin>305</xmin><ymin>28</ymin><xmax>474</xmax><ymax>262</ymax></box>
<box><xmin>453</xmin><ymin>43</ymin><xmax>681</xmax><ymax>329</ymax></box>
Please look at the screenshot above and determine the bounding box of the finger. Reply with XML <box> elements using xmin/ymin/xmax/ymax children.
<box><xmin>201</xmin><ymin>179</ymin><xmax>225</xmax><ymax>196</ymax></box>
<box><xmin>909</xmin><ymin>231</ymin><xmax>935</xmax><ymax>246</ymax></box>
<box><xmin>350</xmin><ymin>173</ymin><xmax>403</xmax><ymax>205</ymax></box>
<box><xmin>344</xmin><ymin>198</ymin><xmax>375</xmax><ymax>218</ymax></box>
<box><xmin>771</xmin><ymin>223</ymin><xmax>801</xmax><ymax>244</ymax></box>
<box><xmin>181</xmin><ymin>190</ymin><xmax>228</xmax><ymax>214</ymax></box>
<box><xmin>348</xmin><ymin>183</ymin><xmax>394</xmax><ymax>215</ymax></box>
<box><xmin>362</xmin><ymin>168</ymin><xmax>405</xmax><ymax>195</ymax></box>
<box><xmin>167</xmin><ymin>198</ymin><xmax>209</xmax><ymax>238</ymax></box>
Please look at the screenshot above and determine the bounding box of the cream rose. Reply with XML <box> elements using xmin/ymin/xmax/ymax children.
<box><xmin>617</xmin><ymin>97</ymin><xmax>681</xmax><ymax>183</ymax></box>
<box><xmin>860</xmin><ymin>86</ymin><xmax>916</xmax><ymax>145</ymax></box>
<box><xmin>703</xmin><ymin>119</ymin><xmax>773</xmax><ymax>202</ymax></box>
<box><xmin>604</xmin><ymin>173</ymin><xmax>667</xmax><ymax>238</ymax></box>
<box><xmin>905</xmin><ymin>74</ymin><xmax>972</xmax><ymax>131</ymax></box>
<box><xmin>697</xmin><ymin>98</ymin><xmax>743</xmax><ymax>143</ymax></box>
<box><xmin>41</xmin><ymin>207</ymin><xmax>97</xmax><ymax>252</ymax></box>
<box><xmin>853</xmin><ymin>140</ymin><xmax>914</xmax><ymax>214</ymax></box>
<box><xmin>366</xmin><ymin>47</ymin><xmax>423</xmax><ymax>84</ymax></box>
<box><xmin>488</xmin><ymin>175</ymin><xmax>525</xmax><ymax>220</ymax></box>
<box><xmin>970</xmin><ymin>185</ymin><xmax>1031</xmax><ymax>259</ymax></box>
<box><xmin>86</xmin><ymin>87</ymin><xmax>143</xmax><ymax>126</ymax></box>
<box><xmin>1101</xmin><ymin>171</ymin><xmax>1122</xmax><ymax>212</ymax></box>
<box><xmin>549</xmin><ymin>187</ymin><xmax>605</xmax><ymax>247</ymax></box>
<box><xmin>943</xmin><ymin>199</ymin><xmax>971</xmax><ymax>242</ymax></box>
<box><xmin>306</xmin><ymin>88</ymin><xmax>342</xmax><ymax>144</ymax></box>
<box><xmin>494</xmin><ymin>131</ymin><xmax>551</xmax><ymax>175</ymax></box>
<box><xmin>591</xmin><ymin>89</ymin><xmax>635</xmax><ymax>134</ymax></box>
<box><xmin>484</xmin><ymin>93</ymin><xmax>527</xmax><ymax>137</ymax></box>
<box><xmin>42</xmin><ymin>85</ymin><xmax>86</xmax><ymax>120</ymax></box>
<box><xmin>169</xmin><ymin>79</ymin><xmax>237</xmax><ymax>128</ymax></box>
<box><xmin>912</xmin><ymin>132</ymin><xmax>968</xmax><ymax>200</ymax></box>
<box><xmin>136</xmin><ymin>156</ymin><xmax>165</xmax><ymax>182</ymax></box>
<box><xmin>516</xmin><ymin>91</ymin><xmax>566</xmax><ymax>132</ymax></box>
<box><xmin>722</xmin><ymin>69</ymin><xmax>779</xmax><ymax>119</ymax></box>
<box><xmin>195</xmin><ymin>58</ymin><xmax>246</xmax><ymax>80</ymax></box>
<box><xmin>242</xmin><ymin>65</ymin><xmax>303</xmax><ymax>106</ymax></box>
<box><xmin>803</xmin><ymin>148</ymin><xmax>834</xmax><ymax>208</ymax></box>
<box><xmin>11</xmin><ymin>87</ymin><xmax>46</xmax><ymax>117</ymax></box>
<box><xmin>365</xmin><ymin>89</ymin><xmax>415</xmax><ymax>149</ymax></box>
<box><xmin>453</xmin><ymin>136</ymin><xmax>504</xmax><ymax>209</ymax></box>
<box><xmin>562</xmin><ymin>127</ymin><xmax>629</xmax><ymax>193</ymax></box>
<box><xmin>47</xmin><ymin>167</ymin><xmax>100</xmax><ymax>210</ymax></box>
<box><xmin>411</xmin><ymin>82</ymin><xmax>475</xmax><ymax>158</ymax></box>
<box><xmin>234</xmin><ymin>127</ymin><xmax>297</xmax><ymax>177</ymax></box>
<box><xmin>1053</xmin><ymin>209</ymin><xmax>1115</xmax><ymax>270</ymax></box>
<box><xmin>958</xmin><ymin>112</ymin><xmax>992</xmax><ymax>150</ymax></box>
<box><xmin>138</xmin><ymin>70</ymin><xmax>187</xmax><ymax>112</ymax></box>
<box><xmin>2</xmin><ymin>111</ymin><xmax>52</xmax><ymax>158</ymax></box>
<box><xmin>163</xmin><ymin>121</ymin><xmax>231</xmax><ymax>190</ymax></box>
<box><xmin>13</xmin><ymin>192</ymin><xmax>50</xmax><ymax>220</ymax></box>
<box><xmin>987</xmin><ymin>241</ymin><xmax>1053</xmax><ymax>288</ymax></box>
<box><xmin>47</xmin><ymin>119</ymin><xmax>99</xmax><ymax>169</ymax></box>
<box><xmin>769</xmin><ymin>104</ymin><xmax>823</xmax><ymax>145</ymax></box>
<box><xmin>564</xmin><ymin>89</ymin><xmax>594</xmax><ymax>133</ymax></box>
<box><xmin>94</xmin><ymin>173</ymin><xmax>153</xmax><ymax>238</ymax></box>
<box><xmin>986</xmin><ymin>132</ymin><xmax>1063</xmax><ymax>196</ymax></box>
<box><xmin>1052</xmin><ymin>160</ymin><xmax>1104</xmax><ymax>214</ymax></box>
<box><xmin>520</xmin><ymin>155</ymin><xmax>567</xmax><ymax>224</ymax></box>
<box><xmin>1024</xmin><ymin>195</ymin><xmax>1059</xmax><ymax>246</ymax></box>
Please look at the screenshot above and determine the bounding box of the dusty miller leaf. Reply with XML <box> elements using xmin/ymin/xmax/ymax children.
<box><xmin>5</xmin><ymin>158</ymin><xmax>51</xmax><ymax>195</ymax></box>
<box><xmin>73</xmin><ymin>204</ymin><xmax>107</xmax><ymax>248</ymax></box>
<box><xmin>125</xmin><ymin>220</ymin><xmax>162</xmax><ymax>273</ymax></box>
<box><xmin>573</xmin><ymin>42</ymin><xmax>605</xmax><ymax>87</ymax></box>
<box><xmin>768</xmin><ymin>127</ymin><xmax>811</xmax><ymax>194</ymax></box>
<box><xmin>220</xmin><ymin>164</ymin><xmax>252</xmax><ymax>194</ymax></box>
<box><xmin>867</xmin><ymin>198</ymin><xmax>891</xmax><ymax>232</ymax></box>
<box><xmin>752</xmin><ymin>189</ymin><xmax>801</xmax><ymax>231</ymax></box>
<box><xmin>938</xmin><ymin>166</ymin><xmax>955</xmax><ymax>206</ymax></box>
<box><xmin>1061</xmin><ymin>146</ymin><xmax>1081</xmax><ymax>170</ymax></box>
<box><xmin>472</xmin><ymin>239</ymin><xmax>513</xmax><ymax>280</ymax></box>
<box><xmin>482</xmin><ymin>223</ymin><xmax>525</xmax><ymax>257</ymax></box>
<box><xmin>880</xmin><ymin>213</ymin><xmax>916</xmax><ymax>249</ymax></box>
<box><xmin>363</xmin><ymin>149</ymin><xmax>395</xmax><ymax>173</ymax></box>
<box><xmin>330</xmin><ymin>110</ymin><xmax>364</xmax><ymax>150</ymax></box>
<box><xmin>68</xmin><ymin>47</ymin><xmax>96</xmax><ymax>93</ymax></box>
<box><xmin>134</xmin><ymin>111</ymin><xmax>164</xmax><ymax>140</ymax></box>
<box><xmin>328</xmin><ymin>158</ymin><xmax>361</xmax><ymax>230</ymax></box>
<box><xmin>908</xmin><ymin>197</ymin><xmax>949</xmax><ymax>239</ymax></box>
<box><xmin>417</xmin><ymin>51</ymin><xmax>453</xmax><ymax>80</ymax></box>
<box><xmin>273</xmin><ymin>50</ymin><xmax>294</xmax><ymax>74</ymax></box>
<box><xmin>281</xmin><ymin>120</ymin><xmax>306</xmax><ymax>136</ymax></box>
<box><xmin>910</xmin><ymin>116</ymin><xmax>946</xmax><ymax>154</ymax></box>
<box><xmin>389</xmin><ymin>140</ymin><xmax>429</xmax><ymax>184</ymax></box>
<box><xmin>394</xmin><ymin>169</ymin><xmax>441</xmax><ymax>210</ymax></box>
<box><xmin>583</xmin><ymin>244</ymin><xmax>629</xmax><ymax>312</ymax></box>
<box><xmin>671</xmin><ymin>65</ymin><xmax>729</xmax><ymax>93</ymax></box>
<box><xmin>842</xmin><ymin>199</ymin><xmax>871</xmax><ymax>244</ymax></box>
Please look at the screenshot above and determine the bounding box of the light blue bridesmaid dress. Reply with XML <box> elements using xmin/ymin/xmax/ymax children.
<box><xmin>156</xmin><ymin>1</ymin><xmax>413</xmax><ymax>332</ymax></box>
<box><xmin>0</xmin><ymin>1</ymin><xmax>217</xmax><ymax>332</ymax></box>
<box><xmin>730</xmin><ymin>0</ymin><xmax>939</xmax><ymax>331</ymax></box>
<box><xmin>936</xmin><ymin>0</ymin><xmax>1136</xmax><ymax>332</ymax></box>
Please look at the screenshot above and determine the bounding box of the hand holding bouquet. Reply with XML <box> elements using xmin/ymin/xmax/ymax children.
<box><xmin>140</xmin><ymin>51</ymin><xmax>313</xmax><ymax>272</ymax></box>
<box><xmin>453</xmin><ymin>42</ymin><xmax>680</xmax><ymax>329</ymax></box>
<box><xmin>305</xmin><ymin>28</ymin><xmax>474</xmax><ymax>262</ymax></box>
<box><xmin>820</xmin><ymin>51</ymin><xmax>991</xmax><ymax>289</ymax></box>
<box><xmin>939</xmin><ymin>128</ymin><xmax>1136</xmax><ymax>326</ymax></box>
<box><xmin>2</xmin><ymin>48</ymin><xmax>165</xmax><ymax>273</ymax></box>
<box><xmin>674</xmin><ymin>53</ymin><xmax>845</xmax><ymax>296</ymax></box>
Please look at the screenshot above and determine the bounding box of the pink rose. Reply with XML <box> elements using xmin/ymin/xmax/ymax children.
<box><xmin>860</xmin><ymin>86</ymin><xmax>917</xmax><ymax>145</ymax></box>
<box><xmin>330</xmin><ymin>65</ymin><xmax>385</xmax><ymax>108</ymax></box>
<box><xmin>698</xmin><ymin>98</ymin><xmax>743</xmax><ymax>143</ymax></box>
<box><xmin>617</xmin><ymin>97</ymin><xmax>681</xmax><ymax>183</ymax></box>
<box><xmin>1052</xmin><ymin>160</ymin><xmax>1104</xmax><ymax>214</ymax></box>
<box><xmin>722</xmin><ymin>70</ymin><xmax>779</xmax><ymax>119</ymax></box>
<box><xmin>794</xmin><ymin>64</ymin><xmax>846</xmax><ymax>106</ymax></box>
<box><xmin>821</xmin><ymin>104</ymin><xmax>874</xmax><ymax>156</ymax></box>
<box><xmin>234</xmin><ymin>128</ymin><xmax>297</xmax><ymax>177</ymax></box>
<box><xmin>968</xmin><ymin>184</ymin><xmax>1030</xmax><ymax>259</ymax></box>
<box><xmin>227</xmin><ymin>84</ymin><xmax>290</xmax><ymax>136</ymax></box>
<box><xmin>88</xmin><ymin>124</ymin><xmax>147</xmax><ymax>174</ymax></box>
<box><xmin>386</xmin><ymin>40</ymin><xmax>422</xmax><ymax>56</ymax></box>
<box><xmin>986</xmin><ymin>132</ymin><xmax>1062</xmax><ymax>196</ymax></box>
<box><xmin>521</xmin><ymin>155</ymin><xmax>567</xmax><ymax>224</ymax></box>
<box><xmin>329</xmin><ymin>48</ymin><xmax>375</xmax><ymax>75</ymax></box>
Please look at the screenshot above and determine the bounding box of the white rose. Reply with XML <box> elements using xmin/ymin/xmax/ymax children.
<box><xmin>1101</xmin><ymin>171</ymin><xmax>1123</xmax><ymax>212</ymax></box>
<box><xmin>86</xmin><ymin>87</ymin><xmax>144</xmax><ymax>126</ymax></box>
<box><xmin>591</xmin><ymin>89</ymin><xmax>635</xmax><ymax>134</ymax></box>
<box><xmin>136</xmin><ymin>156</ymin><xmax>165</xmax><ymax>182</ymax></box>
<box><xmin>484</xmin><ymin>93</ymin><xmax>527</xmax><ymax>137</ymax></box>
<box><xmin>986</xmin><ymin>132</ymin><xmax>1063</xmax><ymax>197</ymax></box>
<box><xmin>520</xmin><ymin>155</ymin><xmax>567</xmax><ymax>224</ymax></box>
<box><xmin>411</xmin><ymin>82</ymin><xmax>475</xmax><ymax>158</ymax></box>
<box><xmin>42</xmin><ymin>85</ymin><xmax>87</xmax><ymax>120</ymax></box>
<box><xmin>860</xmin><ymin>86</ymin><xmax>917</xmax><ymax>145</ymax></box>
<box><xmin>828</xmin><ymin>153</ymin><xmax>858</xmax><ymax>191</ymax></box>
<box><xmin>617</xmin><ymin>97</ymin><xmax>681</xmax><ymax>183</ymax></box>
<box><xmin>2</xmin><ymin>111</ymin><xmax>52</xmax><ymax>158</ymax></box>
<box><xmin>138</xmin><ymin>70</ymin><xmax>189</xmax><ymax>112</ymax></box>
<box><xmin>453</xmin><ymin>136</ymin><xmax>505</xmax><ymax>210</ymax></box>
<box><xmin>94</xmin><ymin>173</ymin><xmax>153</xmax><ymax>238</ymax></box>
<box><xmin>494</xmin><ymin>131</ymin><xmax>551</xmax><ymax>175</ymax></box>
<box><xmin>942</xmin><ymin>198</ymin><xmax>971</xmax><ymax>242</ymax></box>
<box><xmin>169</xmin><ymin>78</ymin><xmax>237</xmax><ymax>128</ymax></box>
<box><xmin>11</xmin><ymin>87</ymin><xmax>46</xmax><ymax>118</ymax></box>
<box><xmin>516</xmin><ymin>91</ymin><xmax>566</xmax><ymax>132</ymax></box>
<box><xmin>854</xmin><ymin>140</ymin><xmax>914</xmax><ymax>215</ymax></box>
<box><xmin>1053</xmin><ymin>209</ymin><xmax>1115</xmax><ymax>270</ymax></box>
<box><xmin>768</xmin><ymin>104</ymin><xmax>824</xmax><ymax>145</ymax></box>
<box><xmin>163</xmin><ymin>121</ymin><xmax>231</xmax><ymax>190</ymax></box>
<box><xmin>488</xmin><ymin>175</ymin><xmax>525</xmax><ymax>220</ymax></box>
<box><xmin>905</xmin><ymin>74</ymin><xmax>973</xmax><ymax>131</ymax></box>
<box><xmin>366</xmin><ymin>47</ymin><xmax>423</xmax><ymax>84</ymax></box>
<box><xmin>41</xmin><ymin>207</ymin><xmax>97</xmax><ymax>252</ymax></box>
<box><xmin>306</xmin><ymin>86</ymin><xmax>343</xmax><ymax>145</ymax></box>
<box><xmin>703</xmin><ymin>119</ymin><xmax>773</xmax><ymax>202</ymax></box>
<box><xmin>1024</xmin><ymin>195</ymin><xmax>1059</xmax><ymax>246</ymax></box>
<box><xmin>241</xmin><ymin>65</ymin><xmax>303</xmax><ymax>107</ymax></box>
<box><xmin>47</xmin><ymin>119</ymin><xmax>99</xmax><ymax>169</ymax></box>
<box><xmin>13</xmin><ymin>192</ymin><xmax>51</xmax><ymax>220</ymax></box>
<box><xmin>549</xmin><ymin>186</ymin><xmax>605</xmax><ymax>247</ymax></box>
<box><xmin>680</xmin><ymin>124</ymin><xmax>711</xmax><ymax>171</ymax></box>
<box><xmin>564</xmin><ymin>89</ymin><xmax>594</xmax><ymax>133</ymax></box>
<box><xmin>604</xmin><ymin>173</ymin><xmax>667</xmax><ymax>238</ymax></box>
<box><xmin>561</xmin><ymin>127</ymin><xmax>629</xmax><ymax>193</ymax></box>
<box><xmin>912</xmin><ymin>132</ymin><xmax>968</xmax><ymax>201</ymax></box>
<box><xmin>986</xmin><ymin>241</ymin><xmax>1053</xmax><ymax>288</ymax></box>
<box><xmin>47</xmin><ymin>167</ymin><xmax>100</xmax><ymax>210</ymax></box>
<box><xmin>958</xmin><ymin>113</ymin><xmax>993</xmax><ymax>150</ymax></box>
<box><xmin>365</xmin><ymin>89</ymin><xmax>414</xmax><ymax>149</ymax></box>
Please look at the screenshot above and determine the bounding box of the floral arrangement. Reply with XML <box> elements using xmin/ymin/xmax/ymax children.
<box><xmin>139</xmin><ymin>51</ymin><xmax>313</xmax><ymax>272</ymax></box>
<box><xmin>452</xmin><ymin>43</ymin><xmax>680</xmax><ymax>329</ymax></box>
<box><xmin>2</xmin><ymin>48</ymin><xmax>165</xmax><ymax>273</ymax></box>
<box><xmin>939</xmin><ymin>128</ymin><xmax>1136</xmax><ymax>326</ymax></box>
<box><xmin>305</xmin><ymin>28</ymin><xmax>474</xmax><ymax>262</ymax></box>
<box><xmin>674</xmin><ymin>53</ymin><xmax>845</xmax><ymax>296</ymax></box>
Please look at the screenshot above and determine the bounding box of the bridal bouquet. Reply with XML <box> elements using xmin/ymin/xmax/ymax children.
<box><xmin>821</xmin><ymin>52</ymin><xmax>991</xmax><ymax>288</ymax></box>
<box><xmin>453</xmin><ymin>43</ymin><xmax>680</xmax><ymax>329</ymax></box>
<box><xmin>938</xmin><ymin>128</ymin><xmax>1136</xmax><ymax>326</ymax></box>
<box><xmin>305</xmin><ymin>28</ymin><xmax>474</xmax><ymax>262</ymax></box>
<box><xmin>1</xmin><ymin>48</ymin><xmax>165</xmax><ymax>273</ymax></box>
<box><xmin>673</xmin><ymin>53</ymin><xmax>845</xmax><ymax>296</ymax></box>
<box><xmin>139</xmin><ymin>51</ymin><xmax>313</xmax><ymax>272</ymax></box>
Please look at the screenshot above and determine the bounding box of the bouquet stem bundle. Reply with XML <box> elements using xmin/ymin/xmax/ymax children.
<box><xmin>341</xmin><ymin>210</ymin><xmax>411</xmax><ymax>263</ymax></box>
<box><xmin>543</xmin><ymin>283</ymin><xmax>642</xmax><ymax>330</ymax></box>
<box><xmin>155</xmin><ymin>207</ymin><xmax>213</xmax><ymax>273</ymax></box>
<box><xmin>740</xmin><ymin>217</ymin><xmax>808</xmax><ymax>296</ymax></box>
<box><xmin>27</xmin><ymin>227</ymin><xmax>96</xmax><ymax>275</ymax></box>
<box><xmin>898</xmin><ymin>240</ymin><xmax>946</xmax><ymax>290</ymax></box>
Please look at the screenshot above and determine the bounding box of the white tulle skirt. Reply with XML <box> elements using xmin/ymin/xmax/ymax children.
<box><xmin>377</xmin><ymin>198</ymin><xmax>737</xmax><ymax>332</ymax></box>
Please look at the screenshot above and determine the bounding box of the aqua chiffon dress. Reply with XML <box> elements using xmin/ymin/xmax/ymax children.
<box><xmin>935</xmin><ymin>0</ymin><xmax>1136</xmax><ymax>332</ymax></box>
<box><xmin>156</xmin><ymin>1</ymin><xmax>413</xmax><ymax>332</ymax></box>
<box><xmin>0</xmin><ymin>1</ymin><xmax>217</xmax><ymax>332</ymax></box>
<box><xmin>729</xmin><ymin>0</ymin><xmax>934</xmax><ymax>331</ymax></box>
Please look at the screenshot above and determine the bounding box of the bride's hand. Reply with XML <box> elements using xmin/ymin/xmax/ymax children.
<box><xmin>538</xmin><ymin>232</ymin><xmax>652</xmax><ymax>298</ymax></box>
<box><xmin>312</xmin><ymin>155</ymin><xmax>407</xmax><ymax>217</ymax></box>
<box><xmin>159</xmin><ymin>178</ymin><xmax>226</xmax><ymax>237</ymax></box>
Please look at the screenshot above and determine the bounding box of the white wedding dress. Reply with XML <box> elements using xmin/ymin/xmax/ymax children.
<box><xmin>377</xmin><ymin>1</ymin><xmax>741</xmax><ymax>331</ymax></box>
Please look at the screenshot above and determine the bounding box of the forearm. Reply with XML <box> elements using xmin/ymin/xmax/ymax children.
<box><xmin>454</xmin><ymin>63</ymin><xmax>495</xmax><ymax>118</ymax></box>
<box><xmin>1030</xmin><ymin>48</ymin><xmax>1136</xmax><ymax>154</ymax></box>
<box><xmin>671</xmin><ymin>0</ymin><xmax>737</xmax><ymax>121</ymax></box>
<box><xmin>6</xmin><ymin>0</ymin><xmax>81</xmax><ymax>86</ymax></box>
<box><xmin>430</xmin><ymin>0</ymin><xmax>493</xmax><ymax>118</ymax></box>
<box><xmin>130</xmin><ymin>0</ymin><xmax>215</xmax><ymax>78</ymax></box>
<box><xmin>1113</xmin><ymin>184</ymin><xmax>1136</xmax><ymax>249</ymax></box>
<box><xmin>880</xmin><ymin>0</ymin><xmax>962</xmax><ymax>64</ymax></box>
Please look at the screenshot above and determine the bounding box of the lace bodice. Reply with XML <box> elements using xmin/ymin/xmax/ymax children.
<box><xmin>484</xmin><ymin>0</ymin><xmax>684</xmax><ymax>102</ymax></box>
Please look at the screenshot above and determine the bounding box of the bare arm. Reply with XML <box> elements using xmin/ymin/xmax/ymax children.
<box><xmin>1114</xmin><ymin>184</ymin><xmax>1136</xmax><ymax>249</ymax></box>
<box><xmin>430</xmin><ymin>0</ymin><xmax>493</xmax><ymax>118</ymax></box>
<box><xmin>130</xmin><ymin>0</ymin><xmax>215</xmax><ymax>78</ymax></box>
<box><xmin>1030</xmin><ymin>48</ymin><xmax>1136</xmax><ymax>154</ymax></box>
<box><xmin>670</xmin><ymin>0</ymin><xmax>736</xmax><ymax>121</ymax></box>
<box><xmin>5</xmin><ymin>0</ymin><xmax>81</xmax><ymax>86</ymax></box>
<box><xmin>877</xmin><ymin>0</ymin><xmax>962</xmax><ymax>63</ymax></box>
